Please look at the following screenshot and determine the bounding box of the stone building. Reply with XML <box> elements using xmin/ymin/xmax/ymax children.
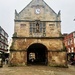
<box><xmin>10</xmin><ymin>0</ymin><xmax>67</xmax><ymax>67</ymax></box>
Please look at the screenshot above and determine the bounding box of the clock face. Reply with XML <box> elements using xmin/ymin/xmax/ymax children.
<box><xmin>35</xmin><ymin>8</ymin><xmax>40</xmax><ymax>14</ymax></box>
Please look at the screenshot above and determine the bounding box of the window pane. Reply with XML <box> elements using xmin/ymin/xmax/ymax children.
<box><xmin>29</xmin><ymin>22</ymin><xmax>46</xmax><ymax>37</ymax></box>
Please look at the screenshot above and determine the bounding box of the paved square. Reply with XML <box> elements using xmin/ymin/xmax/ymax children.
<box><xmin>0</xmin><ymin>65</ymin><xmax>75</xmax><ymax>75</ymax></box>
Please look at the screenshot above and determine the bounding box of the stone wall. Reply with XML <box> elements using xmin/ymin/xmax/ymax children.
<box><xmin>9</xmin><ymin>37</ymin><xmax>67</xmax><ymax>67</ymax></box>
<box><xmin>10</xmin><ymin>38</ymin><xmax>64</xmax><ymax>51</ymax></box>
<box><xmin>9</xmin><ymin>51</ymin><xmax>27</xmax><ymax>66</ymax></box>
<box><xmin>14</xmin><ymin>21</ymin><xmax>61</xmax><ymax>37</ymax></box>
<box><xmin>48</xmin><ymin>51</ymin><xmax>67</xmax><ymax>67</ymax></box>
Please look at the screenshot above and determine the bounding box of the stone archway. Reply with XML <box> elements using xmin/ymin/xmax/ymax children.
<box><xmin>27</xmin><ymin>43</ymin><xmax>48</xmax><ymax>65</ymax></box>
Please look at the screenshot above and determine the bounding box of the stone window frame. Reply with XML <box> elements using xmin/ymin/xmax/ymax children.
<box><xmin>20</xmin><ymin>24</ymin><xmax>26</xmax><ymax>30</ymax></box>
<box><xmin>20</xmin><ymin>24</ymin><xmax>26</xmax><ymax>28</ymax></box>
<box><xmin>29</xmin><ymin>21</ymin><xmax>46</xmax><ymax>37</ymax></box>
<box><xmin>49</xmin><ymin>24</ymin><xmax>55</xmax><ymax>30</ymax></box>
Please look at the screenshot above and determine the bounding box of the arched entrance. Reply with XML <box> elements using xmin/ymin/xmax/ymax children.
<box><xmin>27</xmin><ymin>43</ymin><xmax>48</xmax><ymax>65</ymax></box>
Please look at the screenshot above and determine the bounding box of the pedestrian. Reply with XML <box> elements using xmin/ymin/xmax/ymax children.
<box><xmin>5</xmin><ymin>58</ymin><xmax>8</xmax><ymax>64</ymax></box>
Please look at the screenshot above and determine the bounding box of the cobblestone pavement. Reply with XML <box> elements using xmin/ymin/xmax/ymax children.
<box><xmin>0</xmin><ymin>65</ymin><xmax>75</xmax><ymax>75</ymax></box>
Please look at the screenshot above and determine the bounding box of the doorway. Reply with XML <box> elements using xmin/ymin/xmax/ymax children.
<box><xmin>27</xmin><ymin>43</ymin><xmax>48</xmax><ymax>65</ymax></box>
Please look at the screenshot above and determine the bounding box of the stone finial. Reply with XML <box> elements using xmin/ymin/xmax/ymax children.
<box><xmin>15</xmin><ymin>10</ymin><xmax>19</xmax><ymax>19</ymax></box>
<box><xmin>57</xmin><ymin>10</ymin><xmax>61</xmax><ymax>21</ymax></box>
<box><xmin>15</xmin><ymin>10</ymin><xmax>18</xmax><ymax>15</ymax></box>
<box><xmin>58</xmin><ymin>10</ymin><xmax>61</xmax><ymax>16</ymax></box>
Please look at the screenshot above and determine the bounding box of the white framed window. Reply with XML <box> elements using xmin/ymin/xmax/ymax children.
<box><xmin>73</xmin><ymin>32</ymin><xmax>75</xmax><ymax>37</ymax></box>
<box><xmin>71</xmin><ymin>47</ymin><xmax>74</xmax><ymax>53</ymax></box>
<box><xmin>68</xmin><ymin>48</ymin><xmax>70</xmax><ymax>53</ymax></box>
<box><xmin>74</xmin><ymin>38</ymin><xmax>75</xmax><ymax>44</ymax></box>
<box><xmin>70</xmin><ymin>39</ymin><xmax>72</xmax><ymax>44</ymax></box>
<box><xmin>68</xmin><ymin>40</ymin><xmax>70</xmax><ymax>45</ymax></box>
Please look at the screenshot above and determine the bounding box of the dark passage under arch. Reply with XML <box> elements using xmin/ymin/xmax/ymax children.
<box><xmin>27</xmin><ymin>43</ymin><xmax>48</xmax><ymax>65</ymax></box>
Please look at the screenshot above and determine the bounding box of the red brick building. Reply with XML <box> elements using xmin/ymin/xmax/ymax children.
<box><xmin>64</xmin><ymin>31</ymin><xmax>75</xmax><ymax>60</ymax></box>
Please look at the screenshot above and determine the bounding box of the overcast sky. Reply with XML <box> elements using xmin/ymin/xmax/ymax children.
<box><xmin>0</xmin><ymin>0</ymin><xmax>75</xmax><ymax>40</ymax></box>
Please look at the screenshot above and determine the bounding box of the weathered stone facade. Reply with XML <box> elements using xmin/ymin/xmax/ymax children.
<box><xmin>9</xmin><ymin>0</ymin><xmax>67</xmax><ymax>67</ymax></box>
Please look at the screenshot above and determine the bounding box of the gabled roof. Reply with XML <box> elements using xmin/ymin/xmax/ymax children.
<box><xmin>18</xmin><ymin>0</ymin><xmax>33</xmax><ymax>14</ymax></box>
<box><xmin>15</xmin><ymin>0</ymin><xmax>60</xmax><ymax>21</ymax></box>
<box><xmin>18</xmin><ymin>0</ymin><xmax>57</xmax><ymax>15</ymax></box>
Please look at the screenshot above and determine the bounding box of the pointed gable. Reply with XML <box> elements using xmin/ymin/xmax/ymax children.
<box><xmin>15</xmin><ymin>0</ymin><xmax>60</xmax><ymax>21</ymax></box>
